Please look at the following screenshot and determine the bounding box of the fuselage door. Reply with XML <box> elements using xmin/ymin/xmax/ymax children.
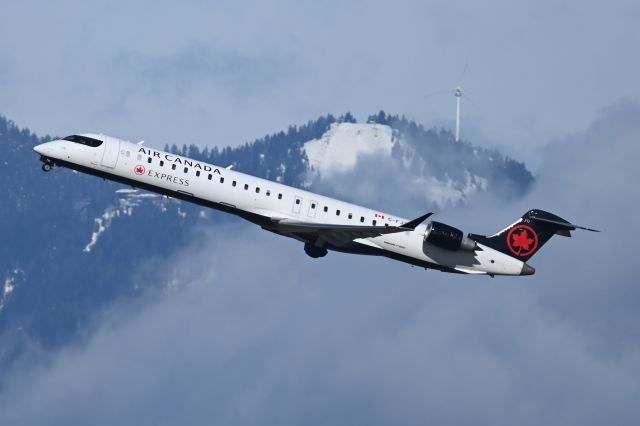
<box><xmin>292</xmin><ymin>196</ymin><xmax>303</xmax><ymax>214</ymax></box>
<box><xmin>101</xmin><ymin>136</ymin><xmax>120</xmax><ymax>169</ymax></box>
<box><xmin>308</xmin><ymin>200</ymin><xmax>318</xmax><ymax>218</ymax></box>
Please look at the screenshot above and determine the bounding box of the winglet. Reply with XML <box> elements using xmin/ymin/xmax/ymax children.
<box><xmin>402</xmin><ymin>212</ymin><xmax>434</xmax><ymax>230</ymax></box>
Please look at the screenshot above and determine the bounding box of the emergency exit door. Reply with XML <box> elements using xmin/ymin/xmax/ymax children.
<box><xmin>292</xmin><ymin>196</ymin><xmax>303</xmax><ymax>214</ymax></box>
<box><xmin>308</xmin><ymin>200</ymin><xmax>318</xmax><ymax>217</ymax></box>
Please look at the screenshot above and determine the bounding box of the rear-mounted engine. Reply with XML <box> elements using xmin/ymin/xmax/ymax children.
<box><xmin>424</xmin><ymin>221</ymin><xmax>477</xmax><ymax>251</ymax></box>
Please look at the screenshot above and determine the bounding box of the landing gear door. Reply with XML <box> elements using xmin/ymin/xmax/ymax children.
<box><xmin>101</xmin><ymin>136</ymin><xmax>120</xmax><ymax>169</ymax></box>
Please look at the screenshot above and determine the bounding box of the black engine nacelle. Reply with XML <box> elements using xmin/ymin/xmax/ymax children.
<box><xmin>424</xmin><ymin>221</ymin><xmax>477</xmax><ymax>251</ymax></box>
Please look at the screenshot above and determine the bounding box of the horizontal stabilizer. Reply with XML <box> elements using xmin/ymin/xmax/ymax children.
<box><xmin>531</xmin><ymin>216</ymin><xmax>600</xmax><ymax>232</ymax></box>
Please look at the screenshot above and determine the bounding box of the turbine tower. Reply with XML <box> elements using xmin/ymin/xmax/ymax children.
<box><xmin>425</xmin><ymin>83</ymin><xmax>472</xmax><ymax>144</ymax></box>
<box><xmin>454</xmin><ymin>86</ymin><xmax>462</xmax><ymax>142</ymax></box>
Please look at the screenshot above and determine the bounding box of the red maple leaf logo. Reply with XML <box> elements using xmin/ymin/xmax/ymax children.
<box><xmin>511</xmin><ymin>230</ymin><xmax>534</xmax><ymax>251</ymax></box>
<box><xmin>507</xmin><ymin>225</ymin><xmax>539</xmax><ymax>257</ymax></box>
<box><xmin>134</xmin><ymin>165</ymin><xmax>145</xmax><ymax>175</ymax></box>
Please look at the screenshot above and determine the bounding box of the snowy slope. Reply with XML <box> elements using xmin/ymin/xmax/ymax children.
<box><xmin>304</xmin><ymin>123</ymin><xmax>394</xmax><ymax>175</ymax></box>
<box><xmin>303</xmin><ymin>122</ymin><xmax>489</xmax><ymax>208</ymax></box>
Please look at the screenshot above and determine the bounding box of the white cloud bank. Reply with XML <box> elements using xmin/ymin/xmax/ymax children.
<box><xmin>1</xmin><ymin>100</ymin><xmax>640</xmax><ymax>425</ymax></box>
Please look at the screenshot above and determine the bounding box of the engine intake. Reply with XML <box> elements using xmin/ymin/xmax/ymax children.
<box><xmin>425</xmin><ymin>221</ymin><xmax>477</xmax><ymax>251</ymax></box>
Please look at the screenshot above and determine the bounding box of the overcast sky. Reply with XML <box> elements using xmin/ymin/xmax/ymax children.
<box><xmin>1</xmin><ymin>0</ymin><xmax>639</xmax><ymax>162</ymax></box>
<box><xmin>2</xmin><ymin>1</ymin><xmax>640</xmax><ymax>424</ymax></box>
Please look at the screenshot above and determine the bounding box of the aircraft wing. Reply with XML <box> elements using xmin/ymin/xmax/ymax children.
<box><xmin>271</xmin><ymin>212</ymin><xmax>433</xmax><ymax>246</ymax></box>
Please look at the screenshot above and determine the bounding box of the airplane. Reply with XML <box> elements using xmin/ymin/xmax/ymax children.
<box><xmin>33</xmin><ymin>133</ymin><xmax>598</xmax><ymax>277</ymax></box>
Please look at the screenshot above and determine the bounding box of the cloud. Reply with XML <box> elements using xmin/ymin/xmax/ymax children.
<box><xmin>1</xmin><ymin>229</ymin><xmax>639</xmax><ymax>425</ymax></box>
<box><xmin>2</xmin><ymin>100</ymin><xmax>640</xmax><ymax>425</ymax></box>
<box><xmin>512</xmin><ymin>99</ymin><xmax>640</xmax><ymax>350</ymax></box>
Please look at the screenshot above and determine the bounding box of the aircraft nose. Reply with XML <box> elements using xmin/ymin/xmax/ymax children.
<box><xmin>33</xmin><ymin>141</ymin><xmax>57</xmax><ymax>156</ymax></box>
<box><xmin>33</xmin><ymin>143</ymin><xmax>46</xmax><ymax>155</ymax></box>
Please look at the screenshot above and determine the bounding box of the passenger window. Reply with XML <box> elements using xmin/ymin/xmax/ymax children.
<box><xmin>220</xmin><ymin>177</ymin><xmax>224</xmax><ymax>183</ymax></box>
<box><xmin>266</xmin><ymin>190</ymin><xmax>270</xmax><ymax>196</ymax></box>
<box><xmin>256</xmin><ymin>187</ymin><xmax>260</xmax><ymax>193</ymax></box>
<box><xmin>278</xmin><ymin>193</ymin><xmax>282</xmax><ymax>199</ymax></box>
<box><xmin>323</xmin><ymin>206</ymin><xmax>328</xmax><ymax>212</ymax></box>
<box><xmin>147</xmin><ymin>157</ymin><xmax>152</xmax><ymax>164</ymax></box>
<box><xmin>137</xmin><ymin>154</ymin><xmax>142</xmax><ymax>161</ymax></box>
<box><xmin>295</xmin><ymin>199</ymin><xmax>301</xmax><ymax>205</ymax></box>
<box><xmin>311</xmin><ymin>203</ymin><xmax>316</xmax><ymax>209</ymax></box>
<box><xmin>208</xmin><ymin>174</ymin><xmax>212</xmax><ymax>180</ymax></box>
<box><xmin>172</xmin><ymin>164</ymin><xmax>176</xmax><ymax>170</ymax></box>
<box><xmin>160</xmin><ymin>160</ymin><xmax>164</xmax><ymax>167</ymax></box>
<box><xmin>348</xmin><ymin>213</ymin><xmax>352</xmax><ymax>219</ymax></box>
<box><xmin>336</xmin><ymin>210</ymin><xmax>340</xmax><ymax>216</ymax></box>
<box><xmin>232</xmin><ymin>181</ymin><xmax>237</xmax><ymax>187</ymax></box>
<box><xmin>196</xmin><ymin>171</ymin><xmax>200</xmax><ymax>177</ymax></box>
<box><xmin>360</xmin><ymin>216</ymin><xmax>364</xmax><ymax>223</ymax></box>
<box><xmin>126</xmin><ymin>151</ymin><xmax>130</xmax><ymax>158</ymax></box>
<box><xmin>373</xmin><ymin>220</ymin><xmax>377</xmax><ymax>226</ymax></box>
<box><xmin>244</xmin><ymin>184</ymin><xmax>249</xmax><ymax>190</ymax></box>
<box><xmin>184</xmin><ymin>167</ymin><xmax>188</xmax><ymax>173</ymax></box>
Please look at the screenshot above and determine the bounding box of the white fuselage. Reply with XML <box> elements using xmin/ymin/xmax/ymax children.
<box><xmin>34</xmin><ymin>134</ymin><xmax>528</xmax><ymax>276</ymax></box>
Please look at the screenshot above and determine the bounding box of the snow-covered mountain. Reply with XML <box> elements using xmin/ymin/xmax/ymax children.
<box><xmin>0</xmin><ymin>111</ymin><xmax>532</xmax><ymax>371</ymax></box>
<box><xmin>303</xmin><ymin>121</ymin><xmax>493</xmax><ymax>207</ymax></box>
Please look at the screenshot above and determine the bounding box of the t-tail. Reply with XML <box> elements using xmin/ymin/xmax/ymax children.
<box><xmin>469</xmin><ymin>209</ymin><xmax>599</xmax><ymax>263</ymax></box>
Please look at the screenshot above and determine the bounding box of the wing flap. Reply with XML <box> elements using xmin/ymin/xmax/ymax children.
<box><xmin>272</xmin><ymin>211</ymin><xmax>433</xmax><ymax>246</ymax></box>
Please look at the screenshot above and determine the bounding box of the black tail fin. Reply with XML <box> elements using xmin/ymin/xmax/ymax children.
<box><xmin>468</xmin><ymin>209</ymin><xmax>598</xmax><ymax>262</ymax></box>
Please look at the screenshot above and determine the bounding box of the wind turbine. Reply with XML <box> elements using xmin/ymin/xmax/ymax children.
<box><xmin>425</xmin><ymin>70</ymin><xmax>475</xmax><ymax>143</ymax></box>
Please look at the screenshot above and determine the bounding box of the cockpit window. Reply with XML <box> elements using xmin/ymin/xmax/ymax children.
<box><xmin>63</xmin><ymin>135</ymin><xmax>103</xmax><ymax>147</ymax></box>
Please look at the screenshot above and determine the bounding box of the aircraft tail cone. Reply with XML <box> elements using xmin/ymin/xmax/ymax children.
<box><xmin>520</xmin><ymin>263</ymin><xmax>535</xmax><ymax>276</ymax></box>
